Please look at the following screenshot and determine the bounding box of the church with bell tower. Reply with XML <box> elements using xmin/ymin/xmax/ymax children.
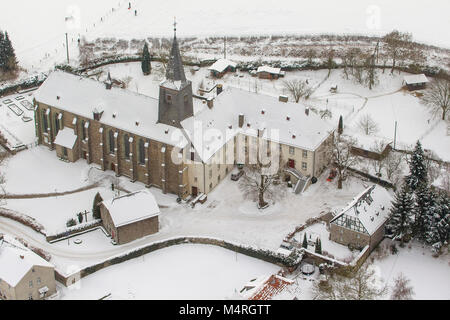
<box><xmin>158</xmin><ymin>19</ymin><xmax>194</xmax><ymax>128</ymax></box>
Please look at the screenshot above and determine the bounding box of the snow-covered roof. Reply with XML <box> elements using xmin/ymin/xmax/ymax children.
<box><xmin>34</xmin><ymin>71</ymin><xmax>188</xmax><ymax>148</ymax></box>
<box><xmin>53</xmin><ymin>127</ymin><xmax>77</xmax><ymax>149</ymax></box>
<box><xmin>330</xmin><ymin>185</ymin><xmax>392</xmax><ymax>235</ymax></box>
<box><xmin>257</xmin><ymin>66</ymin><xmax>282</xmax><ymax>75</ymax></box>
<box><xmin>403</xmin><ymin>74</ymin><xmax>429</xmax><ymax>85</ymax></box>
<box><xmin>208</xmin><ymin>59</ymin><xmax>237</xmax><ymax>73</ymax></box>
<box><xmin>102</xmin><ymin>189</ymin><xmax>160</xmax><ymax>228</ymax></box>
<box><xmin>181</xmin><ymin>87</ymin><xmax>334</xmax><ymax>162</ymax></box>
<box><xmin>0</xmin><ymin>236</ymin><xmax>54</xmax><ymax>287</ymax></box>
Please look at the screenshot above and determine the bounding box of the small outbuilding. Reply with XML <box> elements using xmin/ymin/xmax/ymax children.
<box><xmin>53</xmin><ymin>127</ymin><xmax>79</xmax><ymax>162</ymax></box>
<box><xmin>403</xmin><ymin>74</ymin><xmax>429</xmax><ymax>91</ymax></box>
<box><xmin>256</xmin><ymin>66</ymin><xmax>285</xmax><ymax>80</ymax></box>
<box><xmin>100</xmin><ymin>189</ymin><xmax>160</xmax><ymax>245</ymax></box>
<box><xmin>329</xmin><ymin>185</ymin><xmax>392</xmax><ymax>251</ymax></box>
<box><xmin>0</xmin><ymin>235</ymin><xmax>56</xmax><ymax>300</ymax></box>
<box><xmin>208</xmin><ymin>59</ymin><xmax>237</xmax><ymax>78</ymax></box>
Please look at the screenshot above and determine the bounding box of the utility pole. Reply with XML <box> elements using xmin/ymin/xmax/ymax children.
<box><xmin>65</xmin><ymin>33</ymin><xmax>70</xmax><ymax>64</ymax></box>
<box><xmin>393</xmin><ymin>121</ymin><xmax>397</xmax><ymax>150</ymax></box>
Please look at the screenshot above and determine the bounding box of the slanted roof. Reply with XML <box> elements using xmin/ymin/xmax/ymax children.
<box><xmin>34</xmin><ymin>71</ymin><xmax>188</xmax><ymax>148</ymax></box>
<box><xmin>330</xmin><ymin>185</ymin><xmax>392</xmax><ymax>235</ymax></box>
<box><xmin>403</xmin><ymin>74</ymin><xmax>429</xmax><ymax>85</ymax></box>
<box><xmin>0</xmin><ymin>236</ymin><xmax>54</xmax><ymax>287</ymax></box>
<box><xmin>239</xmin><ymin>274</ymin><xmax>294</xmax><ymax>300</ymax></box>
<box><xmin>181</xmin><ymin>86</ymin><xmax>334</xmax><ymax>162</ymax></box>
<box><xmin>53</xmin><ymin>127</ymin><xmax>77</xmax><ymax>149</ymax></box>
<box><xmin>257</xmin><ymin>66</ymin><xmax>282</xmax><ymax>75</ymax></box>
<box><xmin>102</xmin><ymin>190</ymin><xmax>160</xmax><ymax>228</ymax></box>
<box><xmin>208</xmin><ymin>59</ymin><xmax>237</xmax><ymax>73</ymax></box>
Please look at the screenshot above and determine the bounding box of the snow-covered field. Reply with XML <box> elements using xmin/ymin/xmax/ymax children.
<box><xmin>59</xmin><ymin>244</ymin><xmax>280</xmax><ymax>300</ymax></box>
<box><xmin>1</xmin><ymin>0</ymin><xmax>449</xmax><ymax>76</ymax></box>
<box><xmin>372</xmin><ymin>240</ymin><xmax>450</xmax><ymax>300</ymax></box>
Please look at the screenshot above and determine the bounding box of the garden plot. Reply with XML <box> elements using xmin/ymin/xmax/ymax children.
<box><xmin>0</xmin><ymin>92</ymin><xmax>36</xmax><ymax>149</ymax></box>
<box><xmin>51</xmin><ymin>228</ymin><xmax>114</xmax><ymax>254</ymax></box>
<box><xmin>4</xmin><ymin>187</ymin><xmax>115</xmax><ymax>234</ymax></box>
<box><xmin>59</xmin><ymin>244</ymin><xmax>280</xmax><ymax>300</ymax></box>
<box><xmin>293</xmin><ymin>222</ymin><xmax>356</xmax><ymax>262</ymax></box>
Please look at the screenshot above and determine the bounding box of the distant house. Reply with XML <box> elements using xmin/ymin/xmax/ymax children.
<box><xmin>403</xmin><ymin>74</ymin><xmax>429</xmax><ymax>91</ymax></box>
<box><xmin>256</xmin><ymin>66</ymin><xmax>285</xmax><ymax>80</ymax></box>
<box><xmin>329</xmin><ymin>185</ymin><xmax>392</xmax><ymax>251</ymax></box>
<box><xmin>351</xmin><ymin>139</ymin><xmax>392</xmax><ymax>161</ymax></box>
<box><xmin>239</xmin><ymin>274</ymin><xmax>294</xmax><ymax>300</ymax></box>
<box><xmin>208</xmin><ymin>59</ymin><xmax>237</xmax><ymax>78</ymax></box>
<box><xmin>100</xmin><ymin>189</ymin><xmax>160</xmax><ymax>245</ymax></box>
<box><xmin>0</xmin><ymin>235</ymin><xmax>56</xmax><ymax>300</ymax></box>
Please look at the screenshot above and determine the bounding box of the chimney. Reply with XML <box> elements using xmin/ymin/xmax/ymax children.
<box><xmin>305</xmin><ymin>107</ymin><xmax>310</xmax><ymax>116</ymax></box>
<box><xmin>93</xmin><ymin>109</ymin><xmax>103</xmax><ymax>121</ymax></box>
<box><xmin>207</xmin><ymin>97</ymin><xmax>214</xmax><ymax>109</ymax></box>
<box><xmin>216</xmin><ymin>84</ymin><xmax>223</xmax><ymax>95</ymax></box>
<box><xmin>238</xmin><ymin>114</ymin><xmax>245</xmax><ymax>128</ymax></box>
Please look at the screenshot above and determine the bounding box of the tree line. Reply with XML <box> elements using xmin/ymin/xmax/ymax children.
<box><xmin>386</xmin><ymin>141</ymin><xmax>449</xmax><ymax>255</ymax></box>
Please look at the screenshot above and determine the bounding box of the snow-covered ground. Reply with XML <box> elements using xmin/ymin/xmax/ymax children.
<box><xmin>372</xmin><ymin>240</ymin><xmax>450</xmax><ymax>300</ymax></box>
<box><xmin>58</xmin><ymin>243</ymin><xmax>280</xmax><ymax>300</ymax></box>
<box><xmin>0</xmin><ymin>145</ymin><xmax>367</xmax><ymax>274</ymax></box>
<box><xmin>1</xmin><ymin>0</ymin><xmax>449</xmax><ymax>78</ymax></box>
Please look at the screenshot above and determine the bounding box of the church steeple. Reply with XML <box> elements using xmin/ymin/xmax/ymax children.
<box><xmin>165</xmin><ymin>17</ymin><xmax>186</xmax><ymax>83</ymax></box>
<box><xmin>157</xmin><ymin>19</ymin><xmax>194</xmax><ymax>128</ymax></box>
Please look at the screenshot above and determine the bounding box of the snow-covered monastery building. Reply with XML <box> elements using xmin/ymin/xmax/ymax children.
<box><xmin>33</xmin><ymin>26</ymin><xmax>334</xmax><ymax>199</ymax></box>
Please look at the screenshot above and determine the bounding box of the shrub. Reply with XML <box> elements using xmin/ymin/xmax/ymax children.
<box><xmin>92</xmin><ymin>192</ymin><xmax>103</xmax><ymax>220</ymax></box>
<box><xmin>66</xmin><ymin>218</ymin><xmax>76</xmax><ymax>228</ymax></box>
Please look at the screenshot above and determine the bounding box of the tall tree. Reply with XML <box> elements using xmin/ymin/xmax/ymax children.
<box><xmin>3</xmin><ymin>31</ymin><xmax>18</xmax><ymax>72</ymax></box>
<box><xmin>0</xmin><ymin>32</ymin><xmax>5</xmax><ymax>71</ymax></box>
<box><xmin>425</xmin><ymin>192</ymin><xmax>450</xmax><ymax>254</ymax></box>
<box><xmin>141</xmin><ymin>42</ymin><xmax>152</xmax><ymax>75</ymax></box>
<box><xmin>338</xmin><ymin>115</ymin><xmax>344</xmax><ymax>135</ymax></box>
<box><xmin>405</xmin><ymin>141</ymin><xmax>427</xmax><ymax>191</ymax></box>
<box><xmin>414</xmin><ymin>183</ymin><xmax>436</xmax><ymax>241</ymax></box>
<box><xmin>92</xmin><ymin>192</ymin><xmax>103</xmax><ymax>220</ymax></box>
<box><xmin>386</xmin><ymin>183</ymin><xmax>415</xmax><ymax>246</ymax></box>
<box><xmin>329</xmin><ymin>134</ymin><xmax>359</xmax><ymax>189</ymax></box>
<box><xmin>421</xmin><ymin>79</ymin><xmax>450</xmax><ymax>121</ymax></box>
<box><xmin>382</xmin><ymin>30</ymin><xmax>413</xmax><ymax>74</ymax></box>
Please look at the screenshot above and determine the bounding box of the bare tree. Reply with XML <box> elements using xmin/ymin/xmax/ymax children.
<box><xmin>384</xmin><ymin>151</ymin><xmax>405</xmax><ymax>187</ymax></box>
<box><xmin>390</xmin><ymin>273</ymin><xmax>414</xmax><ymax>300</ymax></box>
<box><xmin>78</xmin><ymin>37</ymin><xmax>95</xmax><ymax>68</ymax></box>
<box><xmin>283</xmin><ymin>79</ymin><xmax>312</xmax><ymax>103</ymax></box>
<box><xmin>382</xmin><ymin>30</ymin><xmax>413</xmax><ymax>74</ymax></box>
<box><xmin>238</xmin><ymin>139</ymin><xmax>283</xmax><ymax>209</ymax></box>
<box><xmin>370</xmin><ymin>140</ymin><xmax>388</xmax><ymax>177</ymax></box>
<box><xmin>313</xmin><ymin>264</ymin><xmax>387</xmax><ymax>300</ymax></box>
<box><xmin>330</xmin><ymin>134</ymin><xmax>359</xmax><ymax>189</ymax></box>
<box><xmin>357</xmin><ymin>114</ymin><xmax>379</xmax><ymax>135</ymax></box>
<box><xmin>305</xmin><ymin>48</ymin><xmax>317</xmax><ymax>65</ymax></box>
<box><xmin>421</xmin><ymin>79</ymin><xmax>450</xmax><ymax>120</ymax></box>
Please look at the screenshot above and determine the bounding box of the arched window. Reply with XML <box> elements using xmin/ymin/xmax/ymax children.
<box><xmin>54</xmin><ymin>113</ymin><xmax>60</xmax><ymax>134</ymax></box>
<box><xmin>81</xmin><ymin>120</ymin><xmax>86</xmax><ymax>140</ymax></box>
<box><xmin>124</xmin><ymin>134</ymin><xmax>130</xmax><ymax>159</ymax></box>
<box><xmin>138</xmin><ymin>139</ymin><xmax>146</xmax><ymax>165</ymax></box>
<box><xmin>42</xmin><ymin>110</ymin><xmax>48</xmax><ymax>132</ymax></box>
<box><xmin>109</xmin><ymin>130</ymin><xmax>115</xmax><ymax>154</ymax></box>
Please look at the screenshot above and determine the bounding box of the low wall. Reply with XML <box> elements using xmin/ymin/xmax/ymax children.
<box><xmin>56</xmin><ymin>236</ymin><xmax>303</xmax><ymax>287</ymax></box>
<box><xmin>347</xmin><ymin>166</ymin><xmax>395</xmax><ymax>190</ymax></box>
<box><xmin>46</xmin><ymin>220</ymin><xmax>102</xmax><ymax>242</ymax></box>
<box><xmin>0</xmin><ymin>207</ymin><xmax>46</xmax><ymax>235</ymax></box>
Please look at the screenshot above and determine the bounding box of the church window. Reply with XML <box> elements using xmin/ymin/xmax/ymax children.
<box><xmin>166</xmin><ymin>94</ymin><xmax>172</xmax><ymax>105</ymax></box>
<box><xmin>109</xmin><ymin>131</ymin><xmax>115</xmax><ymax>154</ymax></box>
<box><xmin>184</xmin><ymin>95</ymin><xmax>188</xmax><ymax>105</ymax></box>
<box><xmin>81</xmin><ymin>120</ymin><xmax>87</xmax><ymax>140</ymax></box>
<box><xmin>138</xmin><ymin>139</ymin><xmax>146</xmax><ymax>165</ymax></box>
<box><xmin>54</xmin><ymin>113</ymin><xmax>60</xmax><ymax>134</ymax></box>
<box><xmin>124</xmin><ymin>134</ymin><xmax>130</xmax><ymax>159</ymax></box>
<box><xmin>42</xmin><ymin>110</ymin><xmax>48</xmax><ymax>132</ymax></box>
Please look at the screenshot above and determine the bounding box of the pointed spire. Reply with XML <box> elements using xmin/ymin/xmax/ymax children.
<box><xmin>165</xmin><ymin>18</ymin><xmax>186</xmax><ymax>83</ymax></box>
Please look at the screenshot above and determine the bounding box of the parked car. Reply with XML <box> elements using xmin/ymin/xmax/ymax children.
<box><xmin>231</xmin><ymin>170</ymin><xmax>244</xmax><ymax>181</ymax></box>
